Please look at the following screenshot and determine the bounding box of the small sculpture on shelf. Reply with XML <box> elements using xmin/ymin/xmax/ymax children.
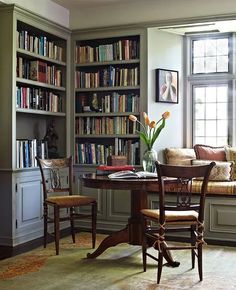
<box><xmin>43</xmin><ymin>120</ymin><xmax>59</xmax><ymax>158</ymax></box>
<box><xmin>90</xmin><ymin>93</ymin><xmax>102</xmax><ymax>112</ymax></box>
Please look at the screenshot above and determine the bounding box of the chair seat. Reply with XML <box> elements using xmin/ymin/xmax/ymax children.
<box><xmin>46</xmin><ymin>195</ymin><xmax>96</xmax><ymax>207</ymax></box>
<box><xmin>141</xmin><ymin>208</ymin><xmax>198</xmax><ymax>223</ymax></box>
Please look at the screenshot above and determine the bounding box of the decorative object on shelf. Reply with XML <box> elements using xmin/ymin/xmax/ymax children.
<box><xmin>156</xmin><ymin>68</ymin><xmax>178</xmax><ymax>103</ymax></box>
<box><xmin>107</xmin><ymin>155</ymin><xmax>127</xmax><ymax>166</ymax></box>
<box><xmin>91</xmin><ymin>93</ymin><xmax>99</xmax><ymax>112</ymax></box>
<box><xmin>129</xmin><ymin>111</ymin><xmax>170</xmax><ymax>172</ymax></box>
<box><xmin>43</xmin><ymin>120</ymin><xmax>59</xmax><ymax>158</ymax></box>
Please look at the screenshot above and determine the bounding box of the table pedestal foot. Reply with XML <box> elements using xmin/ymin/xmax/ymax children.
<box><xmin>87</xmin><ymin>227</ymin><xmax>129</xmax><ymax>259</ymax></box>
<box><xmin>162</xmin><ymin>241</ymin><xmax>180</xmax><ymax>267</ymax></box>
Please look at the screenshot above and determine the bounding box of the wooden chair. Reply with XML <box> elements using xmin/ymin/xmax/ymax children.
<box><xmin>141</xmin><ymin>161</ymin><xmax>215</xmax><ymax>284</ymax></box>
<box><xmin>36</xmin><ymin>156</ymin><xmax>97</xmax><ymax>255</ymax></box>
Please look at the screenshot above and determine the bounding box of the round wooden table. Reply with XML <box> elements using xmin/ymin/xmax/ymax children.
<box><xmin>82</xmin><ymin>173</ymin><xmax>179</xmax><ymax>267</ymax></box>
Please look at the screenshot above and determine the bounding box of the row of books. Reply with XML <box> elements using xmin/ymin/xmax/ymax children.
<box><xmin>75</xmin><ymin>143</ymin><xmax>113</xmax><ymax>165</ymax></box>
<box><xmin>16</xmin><ymin>139</ymin><xmax>48</xmax><ymax>169</ymax></box>
<box><xmin>75</xmin><ymin>116</ymin><xmax>137</xmax><ymax>135</ymax></box>
<box><xmin>17</xmin><ymin>57</ymin><xmax>62</xmax><ymax>87</ymax></box>
<box><xmin>76</xmin><ymin>39</ymin><xmax>139</xmax><ymax>63</ymax></box>
<box><xmin>74</xmin><ymin>140</ymin><xmax>139</xmax><ymax>165</ymax></box>
<box><xmin>76</xmin><ymin>93</ymin><xmax>139</xmax><ymax>113</ymax></box>
<box><xmin>75</xmin><ymin>66</ymin><xmax>139</xmax><ymax>88</ymax></box>
<box><xmin>17</xmin><ymin>30</ymin><xmax>64</xmax><ymax>62</ymax></box>
<box><xmin>16</xmin><ymin>86</ymin><xmax>63</xmax><ymax>112</ymax></box>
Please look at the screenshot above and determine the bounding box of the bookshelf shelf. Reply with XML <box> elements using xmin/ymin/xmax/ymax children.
<box><xmin>75</xmin><ymin>134</ymin><xmax>139</xmax><ymax>138</ymax></box>
<box><xmin>16</xmin><ymin>108</ymin><xmax>66</xmax><ymax>117</ymax></box>
<box><xmin>76</xmin><ymin>59</ymin><xmax>140</xmax><ymax>67</ymax></box>
<box><xmin>75</xmin><ymin>86</ymin><xmax>140</xmax><ymax>92</ymax></box>
<box><xmin>17</xmin><ymin>48</ymin><xmax>66</xmax><ymax>66</ymax></box>
<box><xmin>16</xmin><ymin>77</ymin><xmax>66</xmax><ymax>91</ymax></box>
<box><xmin>75</xmin><ymin>112</ymin><xmax>138</xmax><ymax>117</ymax></box>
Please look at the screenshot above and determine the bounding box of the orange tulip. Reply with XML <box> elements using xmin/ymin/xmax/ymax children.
<box><xmin>162</xmin><ymin>111</ymin><xmax>170</xmax><ymax>119</ymax></box>
<box><xmin>143</xmin><ymin>112</ymin><xmax>150</xmax><ymax>125</ymax></box>
<box><xmin>149</xmin><ymin>121</ymin><xmax>156</xmax><ymax>128</ymax></box>
<box><xmin>129</xmin><ymin>114</ymin><xmax>137</xmax><ymax>122</ymax></box>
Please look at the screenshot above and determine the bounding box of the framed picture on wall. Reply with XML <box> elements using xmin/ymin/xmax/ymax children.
<box><xmin>156</xmin><ymin>69</ymin><xmax>179</xmax><ymax>103</ymax></box>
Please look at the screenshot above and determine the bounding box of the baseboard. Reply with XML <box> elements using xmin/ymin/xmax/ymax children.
<box><xmin>0</xmin><ymin>227</ymin><xmax>72</xmax><ymax>260</ymax></box>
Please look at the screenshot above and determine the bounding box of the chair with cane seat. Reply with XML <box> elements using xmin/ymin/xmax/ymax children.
<box><xmin>141</xmin><ymin>161</ymin><xmax>215</xmax><ymax>284</ymax></box>
<box><xmin>36</xmin><ymin>156</ymin><xmax>97</xmax><ymax>255</ymax></box>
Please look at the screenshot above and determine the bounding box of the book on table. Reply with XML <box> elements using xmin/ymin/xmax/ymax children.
<box><xmin>108</xmin><ymin>170</ymin><xmax>157</xmax><ymax>179</ymax></box>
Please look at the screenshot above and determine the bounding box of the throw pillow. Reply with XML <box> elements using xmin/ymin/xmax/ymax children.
<box><xmin>165</xmin><ymin>148</ymin><xmax>196</xmax><ymax>165</ymax></box>
<box><xmin>225</xmin><ymin>147</ymin><xmax>236</xmax><ymax>180</ymax></box>
<box><xmin>191</xmin><ymin>159</ymin><xmax>234</xmax><ymax>181</ymax></box>
<box><xmin>193</xmin><ymin>144</ymin><xmax>227</xmax><ymax>161</ymax></box>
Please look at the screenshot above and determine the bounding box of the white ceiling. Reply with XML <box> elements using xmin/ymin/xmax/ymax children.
<box><xmin>51</xmin><ymin>0</ymin><xmax>236</xmax><ymax>34</ymax></box>
<box><xmin>51</xmin><ymin>0</ymin><xmax>142</xmax><ymax>9</ymax></box>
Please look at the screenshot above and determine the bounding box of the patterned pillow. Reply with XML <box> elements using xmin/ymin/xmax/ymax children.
<box><xmin>225</xmin><ymin>147</ymin><xmax>236</xmax><ymax>180</ymax></box>
<box><xmin>165</xmin><ymin>148</ymin><xmax>196</xmax><ymax>165</ymax></box>
<box><xmin>193</xmin><ymin>144</ymin><xmax>227</xmax><ymax>161</ymax></box>
<box><xmin>192</xmin><ymin>159</ymin><xmax>234</xmax><ymax>181</ymax></box>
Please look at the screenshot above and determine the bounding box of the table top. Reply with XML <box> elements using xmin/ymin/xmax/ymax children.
<box><xmin>82</xmin><ymin>173</ymin><xmax>176</xmax><ymax>192</ymax></box>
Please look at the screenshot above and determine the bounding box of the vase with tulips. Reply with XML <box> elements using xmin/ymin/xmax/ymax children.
<box><xmin>129</xmin><ymin>111</ymin><xmax>170</xmax><ymax>172</ymax></box>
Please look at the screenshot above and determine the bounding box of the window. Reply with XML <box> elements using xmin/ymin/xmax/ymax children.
<box><xmin>193</xmin><ymin>84</ymin><xmax>229</xmax><ymax>146</ymax></box>
<box><xmin>187</xmin><ymin>34</ymin><xmax>233</xmax><ymax>147</ymax></box>
<box><xmin>192</xmin><ymin>37</ymin><xmax>229</xmax><ymax>74</ymax></box>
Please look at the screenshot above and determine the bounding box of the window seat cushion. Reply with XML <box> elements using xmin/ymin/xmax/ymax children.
<box><xmin>192</xmin><ymin>180</ymin><xmax>236</xmax><ymax>195</ymax></box>
<box><xmin>166</xmin><ymin>180</ymin><xmax>236</xmax><ymax>196</ymax></box>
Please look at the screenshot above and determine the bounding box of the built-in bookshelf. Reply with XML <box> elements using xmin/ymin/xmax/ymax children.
<box><xmin>73</xmin><ymin>34</ymin><xmax>141</xmax><ymax>166</ymax></box>
<box><xmin>0</xmin><ymin>5</ymin><xmax>71</xmax><ymax>247</ymax></box>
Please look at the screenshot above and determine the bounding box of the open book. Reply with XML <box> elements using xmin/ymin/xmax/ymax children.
<box><xmin>108</xmin><ymin>170</ymin><xmax>157</xmax><ymax>179</ymax></box>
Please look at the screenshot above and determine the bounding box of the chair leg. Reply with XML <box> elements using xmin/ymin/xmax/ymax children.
<box><xmin>70</xmin><ymin>207</ymin><xmax>76</xmax><ymax>243</ymax></box>
<box><xmin>157</xmin><ymin>251</ymin><xmax>163</xmax><ymax>284</ymax></box>
<box><xmin>191</xmin><ymin>225</ymin><xmax>196</xmax><ymax>269</ymax></box>
<box><xmin>141</xmin><ymin>216</ymin><xmax>147</xmax><ymax>272</ymax></box>
<box><xmin>198</xmin><ymin>243</ymin><xmax>203</xmax><ymax>281</ymax></box>
<box><xmin>157</xmin><ymin>224</ymin><xmax>166</xmax><ymax>284</ymax></box>
<box><xmin>54</xmin><ymin>206</ymin><xmax>60</xmax><ymax>255</ymax></box>
<box><xmin>43</xmin><ymin>204</ymin><xmax>48</xmax><ymax>249</ymax></box>
<box><xmin>92</xmin><ymin>202</ymin><xmax>97</xmax><ymax>249</ymax></box>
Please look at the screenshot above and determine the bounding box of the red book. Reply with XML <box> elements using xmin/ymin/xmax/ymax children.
<box><xmin>96</xmin><ymin>165</ymin><xmax>135</xmax><ymax>175</ymax></box>
<box><xmin>97</xmin><ymin>165</ymin><xmax>135</xmax><ymax>171</ymax></box>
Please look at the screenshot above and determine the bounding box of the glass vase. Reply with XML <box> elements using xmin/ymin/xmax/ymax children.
<box><xmin>142</xmin><ymin>148</ymin><xmax>158</xmax><ymax>173</ymax></box>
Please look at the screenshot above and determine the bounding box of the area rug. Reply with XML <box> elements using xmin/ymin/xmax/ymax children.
<box><xmin>0</xmin><ymin>232</ymin><xmax>236</xmax><ymax>290</ymax></box>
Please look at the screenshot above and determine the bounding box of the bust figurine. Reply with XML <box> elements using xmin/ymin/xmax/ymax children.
<box><xmin>44</xmin><ymin>121</ymin><xmax>59</xmax><ymax>158</ymax></box>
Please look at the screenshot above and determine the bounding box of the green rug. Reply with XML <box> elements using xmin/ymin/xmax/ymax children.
<box><xmin>0</xmin><ymin>232</ymin><xmax>236</xmax><ymax>290</ymax></box>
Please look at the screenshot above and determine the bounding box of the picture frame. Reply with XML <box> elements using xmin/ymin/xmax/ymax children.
<box><xmin>156</xmin><ymin>69</ymin><xmax>179</xmax><ymax>103</ymax></box>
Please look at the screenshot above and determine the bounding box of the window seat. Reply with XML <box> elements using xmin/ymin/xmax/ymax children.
<box><xmin>159</xmin><ymin>147</ymin><xmax>236</xmax><ymax>245</ymax></box>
